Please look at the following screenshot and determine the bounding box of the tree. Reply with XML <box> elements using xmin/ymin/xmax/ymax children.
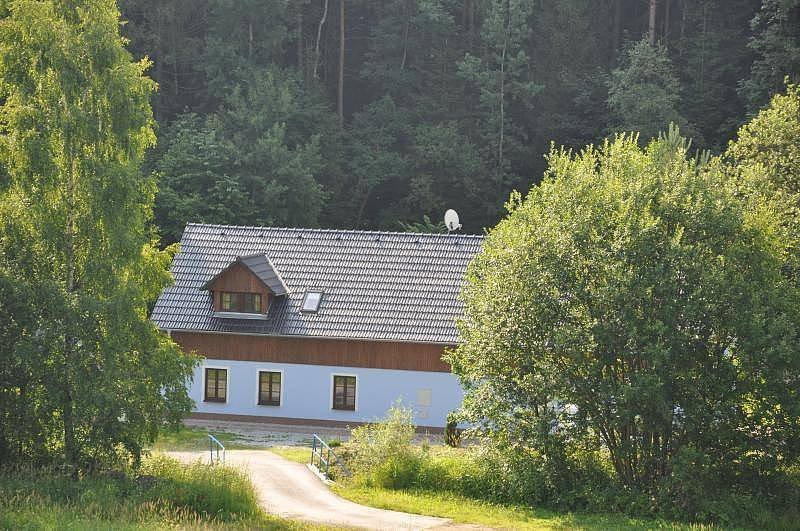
<box><xmin>608</xmin><ymin>38</ymin><xmax>691</xmax><ymax>142</ymax></box>
<box><xmin>153</xmin><ymin>67</ymin><xmax>333</xmax><ymax>243</ymax></box>
<box><xmin>0</xmin><ymin>0</ymin><xmax>196</xmax><ymax>471</ymax></box>
<box><xmin>739</xmin><ymin>0</ymin><xmax>800</xmax><ymax>113</ymax></box>
<box><xmin>726</xmin><ymin>83</ymin><xmax>800</xmax><ymax>196</ymax></box>
<box><xmin>458</xmin><ymin>0</ymin><xmax>541</xmax><ymax>171</ymax></box>
<box><xmin>447</xmin><ymin>131</ymin><xmax>800</xmax><ymax>493</ymax></box>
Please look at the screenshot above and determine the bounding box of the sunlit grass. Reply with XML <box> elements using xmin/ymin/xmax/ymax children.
<box><xmin>269</xmin><ymin>446</ymin><xmax>312</xmax><ymax>464</ymax></box>
<box><xmin>0</xmin><ymin>455</ymin><xmax>324</xmax><ymax>530</ymax></box>
<box><xmin>333</xmin><ymin>485</ymin><xmax>726</xmax><ymax>531</ymax></box>
<box><xmin>151</xmin><ymin>425</ymin><xmax>249</xmax><ymax>452</ymax></box>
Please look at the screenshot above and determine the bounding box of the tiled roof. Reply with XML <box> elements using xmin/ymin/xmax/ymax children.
<box><xmin>151</xmin><ymin>223</ymin><xmax>484</xmax><ymax>344</ymax></box>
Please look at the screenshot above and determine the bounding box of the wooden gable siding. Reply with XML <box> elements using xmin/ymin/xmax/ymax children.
<box><xmin>172</xmin><ymin>331</ymin><xmax>453</xmax><ymax>372</ymax></box>
<box><xmin>207</xmin><ymin>262</ymin><xmax>270</xmax><ymax>314</ymax></box>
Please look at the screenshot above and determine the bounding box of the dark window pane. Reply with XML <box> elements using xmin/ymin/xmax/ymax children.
<box><xmin>333</xmin><ymin>376</ymin><xmax>356</xmax><ymax>410</ymax></box>
<box><xmin>205</xmin><ymin>368</ymin><xmax>227</xmax><ymax>402</ymax></box>
<box><xmin>258</xmin><ymin>371</ymin><xmax>281</xmax><ymax>405</ymax></box>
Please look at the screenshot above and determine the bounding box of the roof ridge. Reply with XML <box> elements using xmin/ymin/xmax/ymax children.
<box><xmin>184</xmin><ymin>222</ymin><xmax>485</xmax><ymax>239</ymax></box>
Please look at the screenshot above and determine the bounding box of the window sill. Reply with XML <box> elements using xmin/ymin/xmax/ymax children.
<box><xmin>257</xmin><ymin>403</ymin><xmax>281</xmax><ymax>407</ymax></box>
<box><xmin>213</xmin><ymin>311</ymin><xmax>268</xmax><ymax>320</ymax></box>
<box><xmin>203</xmin><ymin>400</ymin><xmax>227</xmax><ymax>404</ymax></box>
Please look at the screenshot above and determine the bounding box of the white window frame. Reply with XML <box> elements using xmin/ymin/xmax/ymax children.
<box><xmin>202</xmin><ymin>364</ymin><xmax>230</xmax><ymax>404</ymax></box>
<box><xmin>330</xmin><ymin>373</ymin><xmax>358</xmax><ymax>412</ymax></box>
<box><xmin>255</xmin><ymin>368</ymin><xmax>284</xmax><ymax>407</ymax></box>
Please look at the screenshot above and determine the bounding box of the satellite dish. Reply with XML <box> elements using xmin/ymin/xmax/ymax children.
<box><xmin>444</xmin><ymin>209</ymin><xmax>462</xmax><ymax>232</ymax></box>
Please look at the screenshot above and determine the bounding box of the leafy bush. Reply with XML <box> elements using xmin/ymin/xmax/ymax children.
<box><xmin>342</xmin><ymin>404</ymin><xmax>424</xmax><ymax>489</ymax></box>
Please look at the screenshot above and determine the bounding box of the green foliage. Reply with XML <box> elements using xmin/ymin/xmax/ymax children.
<box><xmin>447</xmin><ymin>128</ymin><xmax>800</xmax><ymax>520</ymax></box>
<box><xmin>0</xmin><ymin>0</ymin><xmax>197</xmax><ymax>470</ymax></box>
<box><xmin>115</xmin><ymin>1</ymin><xmax>788</xmax><ymax>234</ymax></box>
<box><xmin>608</xmin><ymin>39</ymin><xmax>691</xmax><ymax>141</ymax></box>
<box><xmin>740</xmin><ymin>0</ymin><xmax>800</xmax><ymax>112</ymax></box>
<box><xmin>444</xmin><ymin>412</ymin><xmax>461</xmax><ymax>448</ymax></box>
<box><xmin>153</xmin><ymin>66</ymin><xmax>334</xmax><ymax>243</ymax></box>
<box><xmin>726</xmin><ymin>83</ymin><xmax>800</xmax><ymax>197</ymax></box>
<box><xmin>0</xmin><ymin>456</ymin><xmax>304</xmax><ymax>529</ymax></box>
<box><xmin>343</xmin><ymin>404</ymin><xmax>423</xmax><ymax>489</ymax></box>
<box><xmin>398</xmin><ymin>215</ymin><xmax>447</xmax><ymax>234</ymax></box>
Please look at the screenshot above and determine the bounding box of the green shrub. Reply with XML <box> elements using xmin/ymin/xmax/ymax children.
<box><xmin>343</xmin><ymin>404</ymin><xmax>424</xmax><ymax>488</ymax></box>
<box><xmin>444</xmin><ymin>412</ymin><xmax>461</xmax><ymax>448</ymax></box>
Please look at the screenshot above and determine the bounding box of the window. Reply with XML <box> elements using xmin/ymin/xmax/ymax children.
<box><xmin>258</xmin><ymin>371</ymin><xmax>281</xmax><ymax>406</ymax></box>
<box><xmin>204</xmin><ymin>368</ymin><xmax>227</xmax><ymax>402</ymax></box>
<box><xmin>220</xmin><ymin>291</ymin><xmax>262</xmax><ymax>313</ymax></box>
<box><xmin>332</xmin><ymin>375</ymin><xmax>356</xmax><ymax>410</ymax></box>
<box><xmin>301</xmin><ymin>291</ymin><xmax>323</xmax><ymax>312</ymax></box>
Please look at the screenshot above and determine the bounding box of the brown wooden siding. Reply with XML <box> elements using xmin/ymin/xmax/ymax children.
<box><xmin>188</xmin><ymin>411</ymin><xmax>446</xmax><ymax>432</ymax></box>
<box><xmin>172</xmin><ymin>331</ymin><xmax>452</xmax><ymax>372</ymax></box>
<box><xmin>207</xmin><ymin>262</ymin><xmax>270</xmax><ymax>314</ymax></box>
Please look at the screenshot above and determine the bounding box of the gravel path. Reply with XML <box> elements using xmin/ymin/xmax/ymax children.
<box><xmin>168</xmin><ymin>449</ymin><xmax>478</xmax><ymax>530</ymax></box>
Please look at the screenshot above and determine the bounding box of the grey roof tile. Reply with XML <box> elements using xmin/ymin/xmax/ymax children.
<box><xmin>151</xmin><ymin>223</ymin><xmax>484</xmax><ymax>344</ymax></box>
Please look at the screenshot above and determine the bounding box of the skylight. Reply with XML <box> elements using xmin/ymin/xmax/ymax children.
<box><xmin>301</xmin><ymin>291</ymin><xmax>323</xmax><ymax>313</ymax></box>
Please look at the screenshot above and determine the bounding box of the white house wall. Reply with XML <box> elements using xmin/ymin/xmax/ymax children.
<box><xmin>190</xmin><ymin>359</ymin><xmax>464</xmax><ymax>427</ymax></box>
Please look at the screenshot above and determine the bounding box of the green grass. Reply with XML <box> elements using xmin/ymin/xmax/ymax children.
<box><xmin>150</xmin><ymin>425</ymin><xmax>247</xmax><ymax>452</ymax></box>
<box><xmin>0</xmin><ymin>455</ymin><xmax>321</xmax><ymax>530</ymax></box>
<box><xmin>269</xmin><ymin>446</ymin><xmax>312</xmax><ymax>464</ymax></box>
<box><xmin>272</xmin><ymin>445</ymin><xmax>730</xmax><ymax>530</ymax></box>
<box><xmin>334</xmin><ymin>485</ymin><xmax>726</xmax><ymax>530</ymax></box>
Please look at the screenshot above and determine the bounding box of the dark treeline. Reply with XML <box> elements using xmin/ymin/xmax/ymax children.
<box><xmin>118</xmin><ymin>0</ymin><xmax>800</xmax><ymax>242</ymax></box>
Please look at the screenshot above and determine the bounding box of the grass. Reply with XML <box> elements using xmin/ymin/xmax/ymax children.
<box><xmin>0</xmin><ymin>455</ymin><xmax>321</xmax><ymax>530</ymax></box>
<box><xmin>270</xmin><ymin>445</ymin><xmax>730</xmax><ymax>530</ymax></box>
<box><xmin>150</xmin><ymin>425</ymin><xmax>247</xmax><ymax>452</ymax></box>
<box><xmin>334</xmin><ymin>485</ymin><xmax>724</xmax><ymax>531</ymax></box>
<box><xmin>270</xmin><ymin>446</ymin><xmax>312</xmax><ymax>464</ymax></box>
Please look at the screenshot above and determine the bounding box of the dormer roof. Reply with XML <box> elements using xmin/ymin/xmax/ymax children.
<box><xmin>201</xmin><ymin>253</ymin><xmax>289</xmax><ymax>296</ymax></box>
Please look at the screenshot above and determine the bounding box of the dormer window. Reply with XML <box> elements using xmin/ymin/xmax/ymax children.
<box><xmin>201</xmin><ymin>253</ymin><xmax>289</xmax><ymax>320</ymax></box>
<box><xmin>302</xmin><ymin>291</ymin><xmax>323</xmax><ymax>313</ymax></box>
<box><xmin>221</xmin><ymin>292</ymin><xmax>262</xmax><ymax>313</ymax></box>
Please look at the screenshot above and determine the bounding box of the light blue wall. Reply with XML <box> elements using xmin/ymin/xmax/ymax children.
<box><xmin>191</xmin><ymin>359</ymin><xmax>463</xmax><ymax>427</ymax></box>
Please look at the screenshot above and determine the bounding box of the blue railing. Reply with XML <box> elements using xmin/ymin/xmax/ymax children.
<box><xmin>310</xmin><ymin>433</ymin><xmax>350</xmax><ymax>479</ymax></box>
<box><xmin>208</xmin><ymin>434</ymin><xmax>226</xmax><ymax>465</ymax></box>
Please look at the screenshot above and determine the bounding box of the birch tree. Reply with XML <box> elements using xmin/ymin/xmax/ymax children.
<box><xmin>0</xmin><ymin>0</ymin><xmax>196</xmax><ymax>471</ymax></box>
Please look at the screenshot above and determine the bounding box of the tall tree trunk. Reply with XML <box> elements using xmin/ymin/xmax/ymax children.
<box><xmin>400</xmin><ymin>0</ymin><xmax>411</xmax><ymax>70</ymax></box>
<box><xmin>63</xmin><ymin>156</ymin><xmax>78</xmax><ymax>475</ymax></box>
<box><xmin>498</xmin><ymin>0</ymin><xmax>511</xmax><ymax>169</ymax></box>
<box><xmin>337</xmin><ymin>0</ymin><xmax>344</xmax><ymax>125</ymax></box>
<box><xmin>613</xmin><ymin>0</ymin><xmax>622</xmax><ymax>51</ymax></box>
<box><xmin>662</xmin><ymin>0</ymin><xmax>671</xmax><ymax>41</ymax></box>
<box><xmin>248</xmin><ymin>21</ymin><xmax>253</xmax><ymax>60</ymax></box>
<box><xmin>649</xmin><ymin>0</ymin><xmax>658</xmax><ymax>45</ymax></box>
<box><xmin>313</xmin><ymin>0</ymin><xmax>329</xmax><ymax>80</ymax></box>
<box><xmin>297</xmin><ymin>4</ymin><xmax>304</xmax><ymax>77</ymax></box>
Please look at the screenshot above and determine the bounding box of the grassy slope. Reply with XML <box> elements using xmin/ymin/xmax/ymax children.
<box><xmin>268</xmin><ymin>446</ymin><xmax>725</xmax><ymax>531</ymax></box>
<box><xmin>0</xmin><ymin>455</ymin><xmax>322</xmax><ymax>530</ymax></box>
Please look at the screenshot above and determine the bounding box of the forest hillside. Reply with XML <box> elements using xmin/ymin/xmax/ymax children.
<box><xmin>118</xmin><ymin>0</ymin><xmax>800</xmax><ymax>241</ymax></box>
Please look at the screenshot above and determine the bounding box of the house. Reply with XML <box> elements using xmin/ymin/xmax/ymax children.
<box><xmin>151</xmin><ymin>223</ymin><xmax>483</xmax><ymax>429</ymax></box>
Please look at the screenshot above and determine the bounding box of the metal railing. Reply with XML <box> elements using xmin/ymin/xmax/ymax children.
<box><xmin>208</xmin><ymin>434</ymin><xmax>226</xmax><ymax>465</ymax></box>
<box><xmin>310</xmin><ymin>433</ymin><xmax>350</xmax><ymax>480</ymax></box>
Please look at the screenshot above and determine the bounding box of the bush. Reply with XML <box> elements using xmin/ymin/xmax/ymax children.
<box><xmin>343</xmin><ymin>404</ymin><xmax>424</xmax><ymax>488</ymax></box>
